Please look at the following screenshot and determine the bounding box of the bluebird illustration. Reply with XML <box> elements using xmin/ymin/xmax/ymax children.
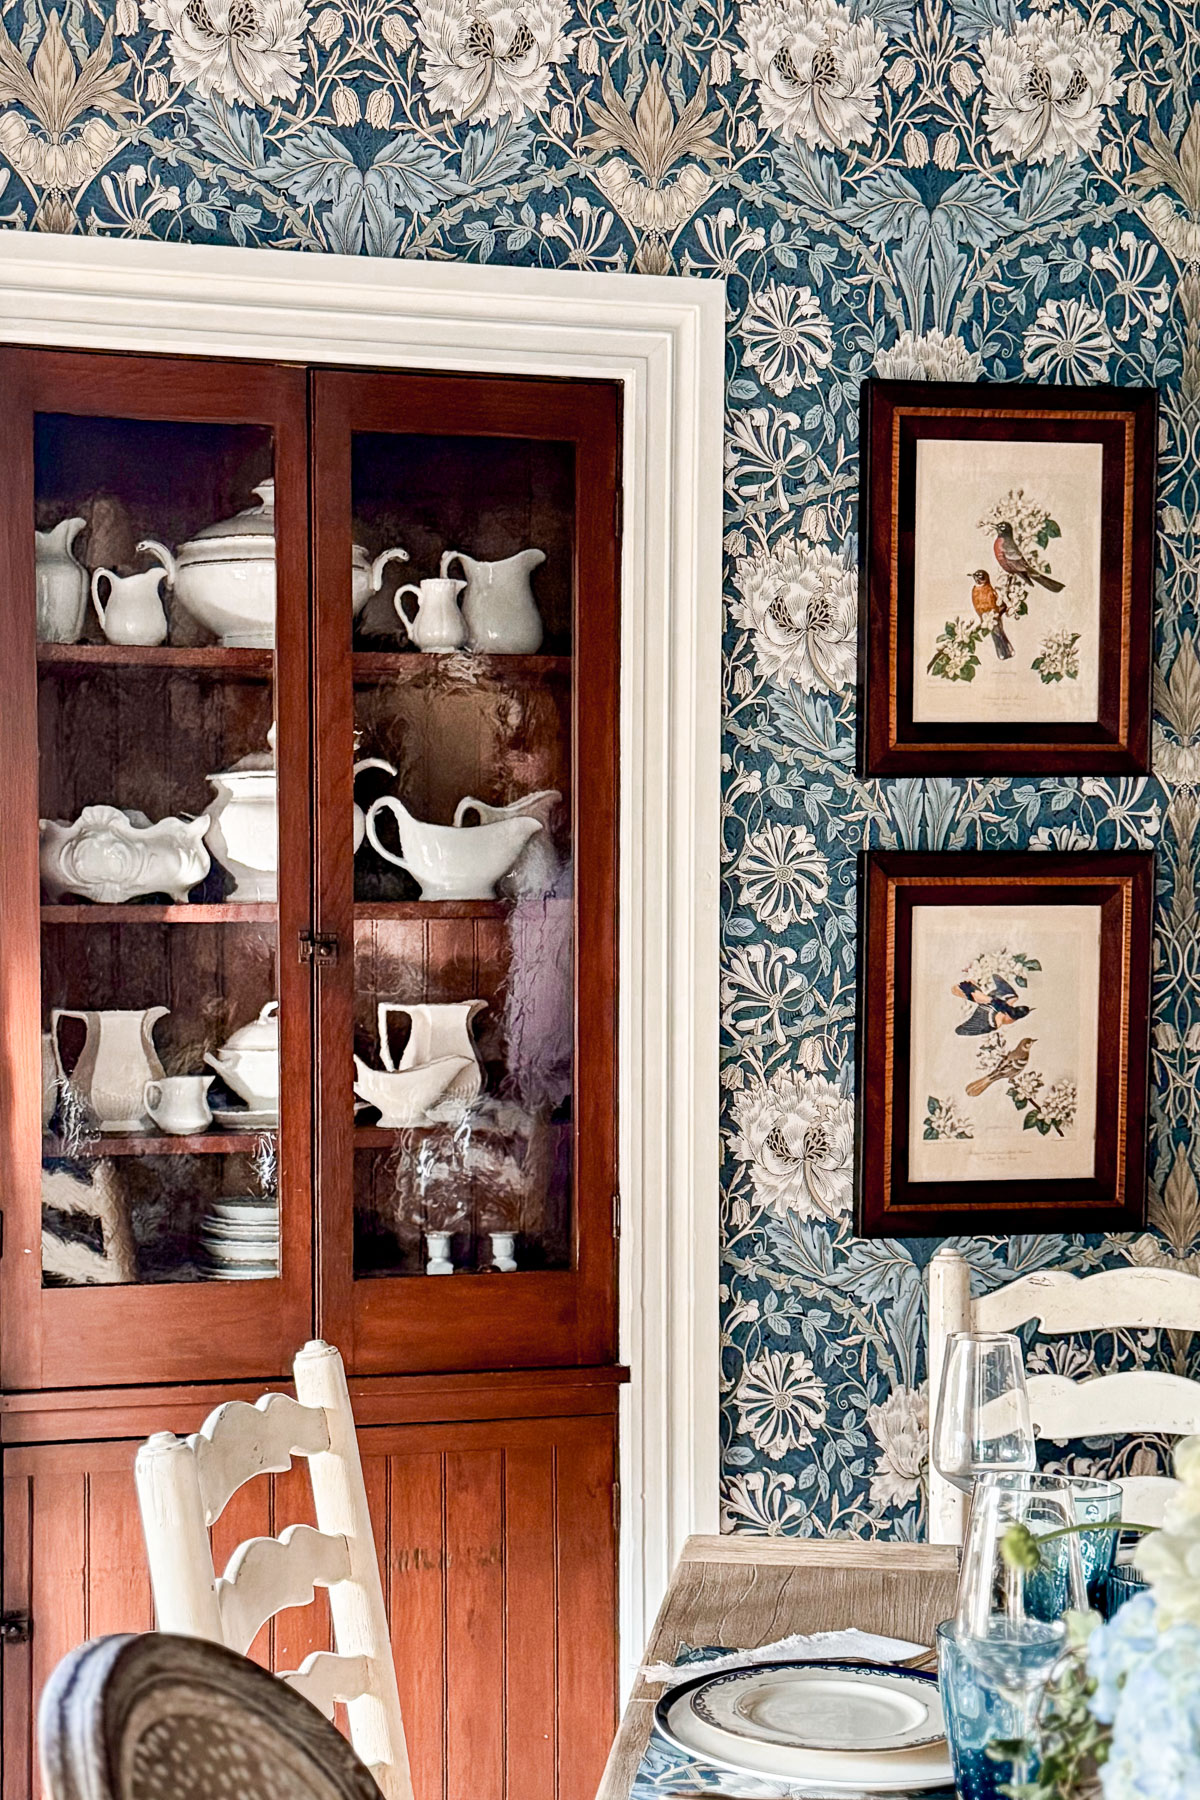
<box><xmin>952</xmin><ymin>976</ymin><xmax>1033</xmax><ymax>1037</ymax></box>
<box><xmin>970</xmin><ymin>568</ymin><xmax>1014</xmax><ymax>661</ymax></box>
<box><xmin>965</xmin><ymin>1036</ymin><xmax>1036</xmax><ymax>1097</ymax></box>
<box><xmin>993</xmin><ymin>522</ymin><xmax>1064</xmax><ymax>593</ymax></box>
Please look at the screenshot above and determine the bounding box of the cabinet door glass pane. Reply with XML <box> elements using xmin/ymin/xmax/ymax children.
<box><xmin>348</xmin><ymin>431</ymin><xmax>574</xmax><ymax>1279</ymax></box>
<box><xmin>37</xmin><ymin>413</ymin><xmax>283</xmax><ymax>1287</ymax></box>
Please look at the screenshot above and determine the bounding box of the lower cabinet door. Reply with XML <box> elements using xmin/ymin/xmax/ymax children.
<box><xmin>2</xmin><ymin>1410</ymin><xmax>617</xmax><ymax>1800</ymax></box>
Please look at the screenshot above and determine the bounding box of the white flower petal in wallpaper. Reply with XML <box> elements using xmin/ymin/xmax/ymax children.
<box><xmin>979</xmin><ymin>10</ymin><xmax>1125</xmax><ymax>166</ymax></box>
<box><xmin>1023</xmin><ymin>296</ymin><xmax>1113</xmax><ymax>382</ymax></box>
<box><xmin>414</xmin><ymin>0</ymin><xmax>571</xmax><ymax>124</ymax></box>
<box><xmin>730</xmin><ymin>536</ymin><xmax>856</xmax><ymax>693</ymax></box>
<box><xmin>737</xmin><ymin>821</ymin><xmax>830</xmax><ymax>930</ymax></box>
<box><xmin>874</xmin><ymin>328</ymin><xmax>984</xmax><ymax>380</ymax></box>
<box><xmin>866</xmin><ymin>1385</ymin><xmax>928</xmax><ymax>1512</ymax></box>
<box><xmin>731</xmin><ymin>1070</ymin><xmax>853</xmax><ymax>1221</ymax></box>
<box><xmin>740</xmin><ymin>280</ymin><xmax>834</xmax><ymax>395</ymax></box>
<box><xmin>734</xmin><ymin>1347</ymin><xmax>829</xmax><ymax>1461</ymax></box>
<box><xmin>734</xmin><ymin>0</ymin><xmax>885</xmax><ymax>149</ymax></box>
<box><xmin>143</xmin><ymin>0</ymin><xmax>310</xmax><ymax>106</ymax></box>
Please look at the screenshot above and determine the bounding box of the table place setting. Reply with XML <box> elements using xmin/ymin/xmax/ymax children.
<box><xmin>630</xmin><ymin>1630</ymin><xmax>956</xmax><ymax>1800</ymax></box>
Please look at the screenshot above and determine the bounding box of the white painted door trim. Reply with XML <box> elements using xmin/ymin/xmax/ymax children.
<box><xmin>0</xmin><ymin>231</ymin><xmax>724</xmax><ymax>1695</ymax></box>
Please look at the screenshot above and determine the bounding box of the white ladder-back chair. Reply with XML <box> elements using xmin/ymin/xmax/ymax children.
<box><xmin>928</xmin><ymin>1246</ymin><xmax>1200</xmax><ymax>1545</ymax></box>
<box><xmin>134</xmin><ymin>1339</ymin><xmax>412</xmax><ymax>1800</ymax></box>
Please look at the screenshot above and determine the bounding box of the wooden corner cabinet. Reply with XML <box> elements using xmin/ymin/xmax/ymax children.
<box><xmin>0</xmin><ymin>346</ymin><xmax>623</xmax><ymax>1800</ymax></box>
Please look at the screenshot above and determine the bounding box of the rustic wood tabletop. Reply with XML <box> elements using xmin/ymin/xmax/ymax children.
<box><xmin>596</xmin><ymin>1534</ymin><xmax>960</xmax><ymax>1800</ymax></box>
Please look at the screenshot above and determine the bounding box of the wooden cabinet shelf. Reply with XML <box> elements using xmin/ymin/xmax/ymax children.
<box><xmin>44</xmin><ymin>1131</ymin><xmax>273</xmax><ymax>1158</ymax></box>
<box><xmin>353</xmin><ymin>899</ymin><xmax>509</xmax><ymax>921</ymax></box>
<box><xmin>42</xmin><ymin>903</ymin><xmax>277</xmax><ymax>924</ymax></box>
<box><xmin>36</xmin><ymin>643</ymin><xmax>273</xmax><ymax>675</ymax></box>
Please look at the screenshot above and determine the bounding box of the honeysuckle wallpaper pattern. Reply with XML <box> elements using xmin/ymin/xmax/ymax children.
<box><xmin>2</xmin><ymin>0</ymin><xmax>1199</xmax><ymax>1537</ymax></box>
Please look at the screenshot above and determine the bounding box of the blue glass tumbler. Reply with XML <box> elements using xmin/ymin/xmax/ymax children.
<box><xmin>938</xmin><ymin>1619</ymin><xmax>1038</xmax><ymax>1800</ymax></box>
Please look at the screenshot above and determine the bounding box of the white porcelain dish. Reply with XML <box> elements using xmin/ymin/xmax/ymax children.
<box><xmin>690</xmin><ymin>1661</ymin><xmax>945</xmax><ymax>1753</ymax></box>
<box><xmin>211</xmin><ymin>1106</ymin><xmax>279</xmax><ymax>1131</ymax></box>
<box><xmin>655</xmin><ymin>1663</ymin><xmax>952</xmax><ymax>1793</ymax></box>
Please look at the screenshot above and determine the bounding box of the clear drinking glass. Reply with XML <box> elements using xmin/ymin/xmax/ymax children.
<box><xmin>933</xmin><ymin>1331</ymin><xmax>1037</xmax><ymax>1494</ymax></box>
<box><xmin>954</xmin><ymin>1472</ymin><xmax>1089</xmax><ymax>1783</ymax></box>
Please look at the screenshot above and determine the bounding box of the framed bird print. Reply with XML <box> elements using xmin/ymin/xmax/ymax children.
<box><xmin>858</xmin><ymin>381</ymin><xmax>1157</xmax><ymax>775</ymax></box>
<box><xmin>855</xmin><ymin>851</ymin><xmax>1152</xmax><ymax>1238</ymax></box>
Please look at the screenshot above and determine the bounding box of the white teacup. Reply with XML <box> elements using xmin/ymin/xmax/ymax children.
<box><xmin>144</xmin><ymin>1074</ymin><xmax>214</xmax><ymax>1136</ymax></box>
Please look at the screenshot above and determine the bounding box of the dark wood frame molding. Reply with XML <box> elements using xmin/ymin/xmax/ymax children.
<box><xmin>858</xmin><ymin>380</ymin><xmax>1157</xmax><ymax>776</ymax></box>
<box><xmin>855</xmin><ymin>850</ymin><xmax>1153</xmax><ymax>1238</ymax></box>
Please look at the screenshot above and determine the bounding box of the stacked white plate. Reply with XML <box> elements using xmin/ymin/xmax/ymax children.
<box><xmin>654</xmin><ymin>1659</ymin><xmax>953</xmax><ymax>1792</ymax></box>
<box><xmin>199</xmin><ymin>1196</ymin><xmax>279</xmax><ymax>1280</ymax></box>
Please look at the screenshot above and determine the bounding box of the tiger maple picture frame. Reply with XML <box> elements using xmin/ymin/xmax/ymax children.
<box><xmin>858</xmin><ymin>381</ymin><xmax>1157</xmax><ymax>776</ymax></box>
<box><xmin>855</xmin><ymin>850</ymin><xmax>1153</xmax><ymax>1239</ymax></box>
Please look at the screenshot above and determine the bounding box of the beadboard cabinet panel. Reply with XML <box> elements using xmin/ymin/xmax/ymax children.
<box><xmin>1</xmin><ymin>1410</ymin><xmax>617</xmax><ymax>1800</ymax></box>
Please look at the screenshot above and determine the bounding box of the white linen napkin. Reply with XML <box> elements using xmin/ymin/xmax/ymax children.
<box><xmin>642</xmin><ymin>1627</ymin><xmax>947</xmax><ymax>1800</ymax></box>
<box><xmin>640</xmin><ymin>1625</ymin><xmax>929</xmax><ymax>1687</ymax></box>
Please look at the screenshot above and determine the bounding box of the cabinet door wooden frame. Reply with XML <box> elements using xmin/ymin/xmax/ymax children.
<box><xmin>0</xmin><ymin>235</ymin><xmax>725</xmax><ymax>1689</ymax></box>
<box><xmin>0</xmin><ymin>346</ymin><xmax>314</xmax><ymax>1391</ymax></box>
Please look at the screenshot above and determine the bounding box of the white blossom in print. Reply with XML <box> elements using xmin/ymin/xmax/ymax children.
<box><xmin>734</xmin><ymin>0</ymin><xmax>885</xmax><ymax>151</ymax></box>
<box><xmin>874</xmin><ymin>328</ymin><xmax>983</xmax><ymax>381</ymax></box>
<box><xmin>721</xmin><ymin>1469</ymin><xmax>807</xmax><ymax>1533</ymax></box>
<box><xmin>866</xmin><ymin>1385</ymin><xmax>928</xmax><ymax>1511</ymax></box>
<box><xmin>979</xmin><ymin>10</ymin><xmax>1123</xmax><ymax>165</ymax></box>
<box><xmin>1142</xmin><ymin>193</ymin><xmax>1200</xmax><ymax>267</ymax></box>
<box><xmin>730</xmin><ymin>536</ymin><xmax>856</xmax><ymax>695</ymax></box>
<box><xmin>734</xmin><ymin>1347</ymin><xmax>828</xmax><ymax>1461</ymax></box>
<box><xmin>740</xmin><ymin>281</ymin><xmax>834</xmax><ymax>396</ymax></box>
<box><xmin>736</xmin><ymin>821</ymin><xmax>829</xmax><ymax>930</ymax></box>
<box><xmin>731</xmin><ymin>1069</ymin><xmax>853</xmax><ymax>1220</ymax></box>
<box><xmin>1022</xmin><ymin>297</ymin><xmax>1112</xmax><ymax>381</ymax></box>
<box><xmin>142</xmin><ymin>0</ymin><xmax>310</xmax><ymax>106</ymax></box>
<box><xmin>415</xmin><ymin>0</ymin><xmax>570</xmax><ymax>124</ymax></box>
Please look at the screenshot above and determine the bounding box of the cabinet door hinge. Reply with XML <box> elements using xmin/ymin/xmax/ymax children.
<box><xmin>613</xmin><ymin>484</ymin><xmax>623</xmax><ymax>542</ymax></box>
<box><xmin>0</xmin><ymin>1611</ymin><xmax>32</xmax><ymax>1645</ymax></box>
<box><xmin>612</xmin><ymin>1480</ymin><xmax>621</xmax><ymax>1534</ymax></box>
<box><xmin>298</xmin><ymin>931</ymin><xmax>339</xmax><ymax>967</ymax></box>
<box><xmin>611</xmin><ymin>1189</ymin><xmax>620</xmax><ymax>1239</ymax></box>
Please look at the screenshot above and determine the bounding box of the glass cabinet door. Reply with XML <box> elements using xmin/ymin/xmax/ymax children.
<box><xmin>310</xmin><ymin>371</ymin><xmax>620</xmax><ymax>1374</ymax></box>
<box><xmin>0</xmin><ymin>349</ymin><xmax>312</xmax><ymax>1389</ymax></box>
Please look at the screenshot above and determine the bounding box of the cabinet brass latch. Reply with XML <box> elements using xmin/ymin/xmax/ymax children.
<box><xmin>0</xmin><ymin>1611</ymin><xmax>32</xmax><ymax>1645</ymax></box>
<box><xmin>298</xmin><ymin>932</ymin><xmax>339</xmax><ymax>967</ymax></box>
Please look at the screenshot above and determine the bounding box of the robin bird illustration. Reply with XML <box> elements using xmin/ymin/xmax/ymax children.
<box><xmin>993</xmin><ymin>522</ymin><xmax>1065</xmax><ymax>593</ymax></box>
<box><xmin>953</xmin><ymin>976</ymin><xmax>1033</xmax><ymax>1037</ymax></box>
<box><xmin>970</xmin><ymin>568</ymin><xmax>1015</xmax><ymax>661</ymax></box>
<box><xmin>965</xmin><ymin>1036</ymin><xmax>1036</xmax><ymax>1097</ymax></box>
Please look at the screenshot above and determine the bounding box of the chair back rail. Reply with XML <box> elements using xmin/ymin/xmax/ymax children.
<box><xmin>927</xmin><ymin>1247</ymin><xmax>1200</xmax><ymax>1545</ymax></box>
<box><xmin>134</xmin><ymin>1339</ymin><xmax>413</xmax><ymax>1800</ymax></box>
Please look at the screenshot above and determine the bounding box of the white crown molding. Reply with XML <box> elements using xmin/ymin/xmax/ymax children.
<box><xmin>0</xmin><ymin>230</ymin><xmax>724</xmax><ymax>1695</ymax></box>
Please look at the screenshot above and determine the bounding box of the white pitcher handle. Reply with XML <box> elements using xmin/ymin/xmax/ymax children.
<box><xmin>376</xmin><ymin>1002</ymin><xmax>409</xmax><ymax>1073</ymax></box>
<box><xmin>370</xmin><ymin>545</ymin><xmax>409</xmax><ymax>597</ymax></box>
<box><xmin>453</xmin><ymin>797</ymin><xmax>484</xmax><ymax>827</ymax></box>
<box><xmin>440</xmin><ymin>550</ymin><xmax>465</xmax><ymax>581</ymax></box>
<box><xmin>50</xmin><ymin>1008</ymin><xmax>88</xmax><ymax>1082</ymax></box>
<box><xmin>365</xmin><ymin>797</ymin><xmax>415</xmax><ymax>874</ymax></box>
<box><xmin>135</xmin><ymin>538</ymin><xmax>177</xmax><ymax>585</ymax></box>
<box><xmin>90</xmin><ymin>568</ymin><xmax>113</xmax><ymax>631</ymax></box>
<box><xmin>393</xmin><ymin>584</ymin><xmax>422</xmax><ymax>642</ymax></box>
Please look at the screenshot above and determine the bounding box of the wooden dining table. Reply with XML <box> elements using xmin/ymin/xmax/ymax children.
<box><xmin>596</xmin><ymin>1534</ymin><xmax>960</xmax><ymax>1800</ymax></box>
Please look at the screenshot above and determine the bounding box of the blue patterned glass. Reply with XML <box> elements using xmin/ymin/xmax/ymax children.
<box><xmin>1024</xmin><ymin>1477</ymin><xmax>1120</xmax><ymax>1617</ymax></box>
<box><xmin>1102</xmin><ymin>1562</ymin><xmax>1150</xmax><ymax>1621</ymax></box>
<box><xmin>938</xmin><ymin>1620</ymin><xmax>1039</xmax><ymax>1800</ymax></box>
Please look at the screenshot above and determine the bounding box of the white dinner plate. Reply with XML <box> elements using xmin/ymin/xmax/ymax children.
<box><xmin>211</xmin><ymin>1107</ymin><xmax>279</xmax><ymax>1131</ymax></box>
<box><xmin>691</xmin><ymin>1661</ymin><xmax>945</xmax><ymax>1753</ymax></box>
<box><xmin>655</xmin><ymin>1662</ymin><xmax>953</xmax><ymax>1792</ymax></box>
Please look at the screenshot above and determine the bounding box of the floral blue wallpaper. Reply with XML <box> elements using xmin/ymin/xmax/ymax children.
<box><xmin>2</xmin><ymin>0</ymin><xmax>1198</xmax><ymax>1538</ymax></box>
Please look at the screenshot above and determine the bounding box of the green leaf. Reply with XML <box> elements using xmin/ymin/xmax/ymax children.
<box><xmin>1024</xmin><ymin>1111</ymin><xmax>1039</xmax><ymax>1129</ymax></box>
<box><xmin>928</xmin><ymin>1097</ymin><xmax>940</xmax><ymax>1113</ymax></box>
<box><xmin>1044</xmin><ymin>519</ymin><xmax>1061</xmax><ymax>539</ymax></box>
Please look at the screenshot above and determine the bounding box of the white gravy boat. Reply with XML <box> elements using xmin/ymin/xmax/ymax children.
<box><xmin>364</xmin><ymin>797</ymin><xmax>542</xmax><ymax>901</ymax></box>
<box><xmin>353</xmin><ymin>1055</ymin><xmax>473</xmax><ymax>1127</ymax></box>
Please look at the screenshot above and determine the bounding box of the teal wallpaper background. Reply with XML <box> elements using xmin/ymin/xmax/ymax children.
<box><xmin>2</xmin><ymin>0</ymin><xmax>1199</xmax><ymax>1536</ymax></box>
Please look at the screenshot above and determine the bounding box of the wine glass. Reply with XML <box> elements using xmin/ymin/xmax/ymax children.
<box><xmin>932</xmin><ymin>1330</ymin><xmax>1037</xmax><ymax>1494</ymax></box>
<box><xmin>954</xmin><ymin>1472</ymin><xmax>1090</xmax><ymax>1785</ymax></box>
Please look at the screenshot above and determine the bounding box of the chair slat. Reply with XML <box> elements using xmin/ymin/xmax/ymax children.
<box><xmin>284</xmin><ymin>1652</ymin><xmax>374</xmax><ymax>1720</ymax></box>
<box><xmin>192</xmin><ymin>1393</ymin><xmax>330</xmax><ymax>1525</ymax></box>
<box><xmin>1029</xmin><ymin>1369</ymin><xmax>1200</xmax><ymax>1441</ymax></box>
<box><xmin>977</xmin><ymin>1266</ymin><xmax>1200</xmax><ymax>1334</ymax></box>
<box><xmin>217</xmin><ymin>1524</ymin><xmax>352</xmax><ymax>1655</ymax></box>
